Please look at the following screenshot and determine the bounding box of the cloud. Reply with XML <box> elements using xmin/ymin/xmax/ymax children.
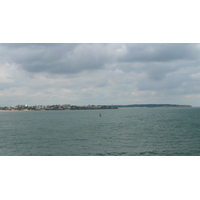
<box><xmin>1</xmin><ymin>43</ymin><xmax>200</xmax><ymax>77</ymax></box>
<box><xmin>118</xmin><ymin>43</ymin><xmax>200</xmax><ymax>62</ymax></box>
<box><xmin>1</xmin><ymin>43</ymin><xmax>120</xmax><ymax>74</ymax></box>
<box><xmin>1</xmin><ymin>43</ymin><xmax>200</xmax><ymax>106</ymax></box>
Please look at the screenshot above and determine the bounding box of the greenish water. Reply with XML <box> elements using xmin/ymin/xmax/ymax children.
<box><xmin>0</xmin><ymin>108</ymin><xmax>199</xmax><ymax>156</ymax></box>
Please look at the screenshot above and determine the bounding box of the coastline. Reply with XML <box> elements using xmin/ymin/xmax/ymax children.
<box><xmin>0</xmin><ymin>109</ymin><xmax>67</xmax><ymax>112</ymax></box>
<box><xmin>0</xmin><ymin>107</ymin><xmax>193</xmax><ymax>112</ymax></box>
<box><xmin>0</xmin><ymin>109</ymin><xmax>30</xmax><ymax>112</ymax></box>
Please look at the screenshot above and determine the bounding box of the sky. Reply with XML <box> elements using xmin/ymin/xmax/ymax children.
<box><xmin>1</xmin><ymin>43</ymin><xmax>200</xmax><ymax>107</ymax></box>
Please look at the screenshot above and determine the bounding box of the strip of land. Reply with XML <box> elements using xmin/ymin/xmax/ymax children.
<box><xmin>115</xmin><ymin>104</ymin><xmax>192</xmax><ymax>108</ymax></box>
<box><xmin>0</xmin><ymin>104</ymin><xmax>192</xmax><ymax>111</ymax></box>
<box><xmin>0</xmin><ymin>104</ymin><xmax>118</xmax><ymax>111</ymax></box>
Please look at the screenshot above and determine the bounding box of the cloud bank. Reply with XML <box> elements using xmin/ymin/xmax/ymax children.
<box><xmin>1</xmin><ymin>43</ymin><xmax>200</xmax><ymax>106</ymax></box>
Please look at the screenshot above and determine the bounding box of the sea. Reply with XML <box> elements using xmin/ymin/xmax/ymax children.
<box><xmin>0</xmin><ymin>107</ymin><xmax>200</xmax><ymax>156</ymax></box>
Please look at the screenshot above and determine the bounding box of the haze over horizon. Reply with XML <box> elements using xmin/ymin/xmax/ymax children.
<box><xmin>1</xmin><ymin>43</ymin><xmax>200</xmax><ymax>107</ymax></box>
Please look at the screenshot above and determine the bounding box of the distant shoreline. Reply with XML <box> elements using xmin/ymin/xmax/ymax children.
<box><xmin>0</xmin><ymin>109</ymin><xmax>30</xmax><ymax>112</ymax></box>
<box><xmin>0</xmin><ymin>107</ymin><xmax>193</xmax><ymax>112</ymax></box>
<box><xmin>0</xmin><ymin>104</ymin><xmax>192</xmax><ymax>112</ymax></box>
<box><xmin>116</xmin><ymin>104</ymin><xmax>192</xmax><ymax>108</ymax></box>
<box><xmin>118</xmin><ymin>105</ymin><xmax>192</xmax><ymax>108</ymax></box>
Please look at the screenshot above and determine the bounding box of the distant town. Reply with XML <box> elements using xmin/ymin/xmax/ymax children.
<box><xmin>0</xmin><ymin>104</ymin><xmax>192</xmax><ymax>111</ymax></box>
<box><xmin>0</xmin><ymin>104</ymin><xmax>118</xmax><ymax>111</ymax></box>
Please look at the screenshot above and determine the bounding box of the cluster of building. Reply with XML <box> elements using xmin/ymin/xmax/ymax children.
<box><xmin>0</xmin><ymin>104</ymin><xmax>70</xmax><ymax>111</ymax></box>
<box><xmin>70</xmin><ymin>105</ymin><xmax>118</xmax><ymax>110</ymax></box>
<box><xmin>0</xmin><ymin>104</ymin><xmax>118</xmax><ymax>111</ymax></box>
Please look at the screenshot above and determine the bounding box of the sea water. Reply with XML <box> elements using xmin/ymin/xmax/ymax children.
<box><xmin>0</xmin><ymin>107</ymin><xmax>199</xmax><ymax>156</ymax></box>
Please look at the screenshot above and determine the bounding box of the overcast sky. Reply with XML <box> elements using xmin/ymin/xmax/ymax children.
<box><xmin>1</xmin><ymin>43</ymin><xmax>200</xmax><ymax>106</ymax></box>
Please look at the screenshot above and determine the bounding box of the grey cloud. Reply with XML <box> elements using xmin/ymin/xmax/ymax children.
<box><xmin>113</xmin><ymin>44</ymin><xmax>200</xmax><ymax>81</ymax></box>
<box><xmin>119</xmin><ymin>43</ymin><xmax>200</xmax><ymax>62</ymax></box>
<box><xmin>1</xmin><ymin>43</ymin><xmax>77</xmax><ymax>72</ymax></box>
<box><xmin>1</xmin><ymin>43</ymin><xmax>200</xmax><ymax>77</ymax></box>
<box><xmin>136</xmin><ymin>65</ymin><xmax>200</xmax><ymax>97</ymax></box>
<box><xmin>0</xmin><ymin>43</ymin><xmax>115</xmax><ymax>74</ymax></box>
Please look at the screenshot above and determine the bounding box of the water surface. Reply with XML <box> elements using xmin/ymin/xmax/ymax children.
<box><xmin>0</xmin><ymin>108</ymin><xmax>199</xmax><ymax>156</ymax></box>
